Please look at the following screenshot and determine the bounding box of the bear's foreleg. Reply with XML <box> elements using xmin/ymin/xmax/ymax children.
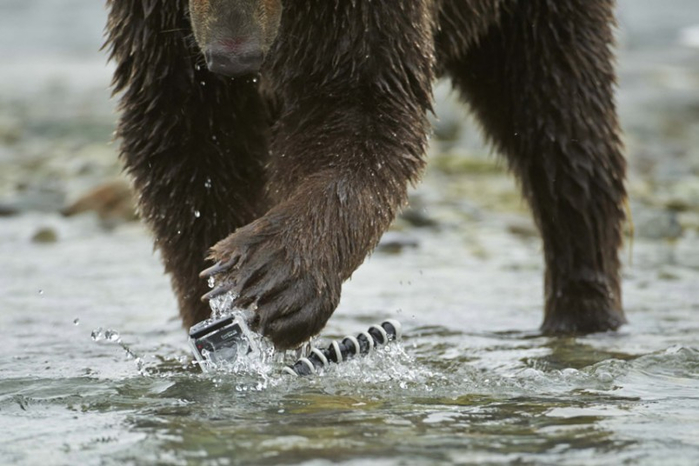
<box><xmin>202</xmin><ymin>1</ymin><xmax>436</xmax><ymax>349</ymax></box>
<box><xmin>106</xmin><ymin>0</ymin><xmax>270</xmax><ymax>328</ymax></box>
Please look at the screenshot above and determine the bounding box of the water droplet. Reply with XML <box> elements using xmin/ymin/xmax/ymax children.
<box><xmin>194</xmin><ymin>210</ymin><xmax>201</xmax><ymax>218</ymax></box>
<box><xmin>73</xmin><ymin>318</ymin><xmax>80</xmax><ymax>326</ymax></box>
<box><xmin>91</xmin><ymin>328</ymin><xmax>121</xmax><ymax>343</ymax></box>
<box><xmin>38</xmin><ymin>290</ymin><xmax>44</xmax><ymax>295</ymax></box>
<box><xmin>200</xmin><ymin>81</ymin><xmax>206</xmax><ymax>86</ymax></box>
<box><xmin>204</xmin><ymin>178</ymin><xmax>213</xmax><ymax>189</ymax></box>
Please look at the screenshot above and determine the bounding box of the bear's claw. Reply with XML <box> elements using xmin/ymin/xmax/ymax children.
<box><xmin>198</xmin><ymin>215</ymin><xmax>340</xmax><ymax>349</ymax></box>
<box><xmin>200</xmin><ymin>282</ymin><xmax>236</xmax><ymax>301</ymax></box>
<box><xmin>199</xmin><ymin>258</ymin><xmax>237</xmax><ymax>278</ymax></box>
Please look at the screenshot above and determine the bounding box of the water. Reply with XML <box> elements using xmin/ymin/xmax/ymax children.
<box><xmin>1</xmin><ymin>211</ymin><xmax>698</xmax><ymax>465</ymax></box>
<box><xmin>1</xmin><ymin>0</ymin><xmax>699</xmax><ymax>464</ymax></box>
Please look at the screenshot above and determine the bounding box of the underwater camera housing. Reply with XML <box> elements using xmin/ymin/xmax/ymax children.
<box><xmin>188</xmin><ymin>313</ymin><xmax>259</xmax><ymax>371</ymax></box>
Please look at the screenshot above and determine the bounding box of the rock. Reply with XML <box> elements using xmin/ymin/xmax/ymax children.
<box><xmin>61</xmin><ymin>179</ymin><xmax>138</xmax><ymax>227</ymax></box>
<box><xmin>0</xmin><ymin>116</ymin><xmax>22</xmax><ymax>145</ymax></box>
<box><xmin>507</xmin><ymin>218</ymin><xmax>539</xmax><ymax>239</ymax></box>
<box><xmin>0</xmin><ymin>203</ymin><xmax>19</xmax><ymax>217</ymax></box>
<box><xmin>400</xmin><ymin>206</ymin><xmax>438</xmax><ymax>228</ymax></box>
<box><xmin>662</xmin><ymin>178</ymin><xmax>699</xmax><ymax>212</ymax></box>
<box><xmin>631</xmin><ymin>206</ymin><xmax>684</xmax><ymax>240</ymax></box>
<box><xmin>31</xmin><ymin>227</ymin><xmax>58</xmax><ymax>244</ymax></box>
<box><xmin>377</xmin><ymin>231</ymin><xmax>419</xmax><ymax>254</ymax></box>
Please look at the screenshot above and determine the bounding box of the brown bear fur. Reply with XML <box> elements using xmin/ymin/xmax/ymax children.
<box><xmin>105</xmin><ymin>0</ymin><xmax>627</xmax><ymax>349</ymax></box>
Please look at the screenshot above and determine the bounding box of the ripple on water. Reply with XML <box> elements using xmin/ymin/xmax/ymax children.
<box><xmin>3</xmin><ymin>317</ymin><xmax>699</xmax><ymax>466</ymax></box>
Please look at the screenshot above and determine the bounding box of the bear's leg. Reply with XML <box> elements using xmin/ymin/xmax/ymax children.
<box><xmin>201</xmin><ymin>1</ymin><xmax>435</xmax><ymax>349</ymax></box>
<box><xmin>445</xmin><ymin>1</ymin><xmax>627</xmax><ymax>333</ymax></box>
<box><xmin>105</xmin><ymin>0</ymin><xmax>269</xmax><ymax>328</ymax></box>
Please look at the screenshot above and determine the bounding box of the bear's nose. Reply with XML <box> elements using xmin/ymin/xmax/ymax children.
<box><xmin>205</xmin><ymin>41</ymin><xmax>264</xmax><ymax>78</ymax></box>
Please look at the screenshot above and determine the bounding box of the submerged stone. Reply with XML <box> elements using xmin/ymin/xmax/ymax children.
<box><xmin>31</xmin><ymin>226</ymin><xmax>58</xmax><ymax>244</ymax></box>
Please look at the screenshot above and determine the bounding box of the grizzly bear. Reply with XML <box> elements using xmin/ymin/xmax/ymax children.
<box><xmin>105</xmin><ymin>0</ymin><xmax>627</xmax><ymax>349</ymax></box>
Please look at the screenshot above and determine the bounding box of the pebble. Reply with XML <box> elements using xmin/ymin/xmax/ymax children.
<box><xmin>631</xmin><ymin>207</ymin><xmax>683</xmax><ymax>241</ymax></box>
<box><xmin>31</xmin><ymin>226</ymin><xmax>58</xmax><ymax>244</ymax></box>
<box><xmin>377</xmin><ymin>231</ymin><xmax>419</xmax><ymax>254</ymax></box>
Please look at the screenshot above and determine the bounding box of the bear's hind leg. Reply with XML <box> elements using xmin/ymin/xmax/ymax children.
<box><xmin>444</xmin><ymin>0</ymin><xmax>627</xmax><ymax>333</ymax></box>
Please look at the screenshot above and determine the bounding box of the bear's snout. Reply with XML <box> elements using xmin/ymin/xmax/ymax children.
<box><xmin>205</xmin><ymin>40</ymin><xmax>264</xmax><ymax>77</ymax></box>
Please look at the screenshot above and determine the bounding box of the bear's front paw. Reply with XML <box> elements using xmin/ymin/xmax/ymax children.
<box><xmin>200</xmin><ymin>217</ymin><xmax>340</xmax><ymax>350</ymax></box>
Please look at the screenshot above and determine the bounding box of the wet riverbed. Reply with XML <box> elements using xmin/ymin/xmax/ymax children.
<box><xmin>1</xmin><ymin>1</ymin><xmax>699</xmax><ymax>465</ymax></box>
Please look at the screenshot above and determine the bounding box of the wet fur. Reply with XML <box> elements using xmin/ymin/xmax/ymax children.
<box><xmin>105</xmin><ymin>0</ymin><xmax>627</xmax><ymax>349</ymax></box>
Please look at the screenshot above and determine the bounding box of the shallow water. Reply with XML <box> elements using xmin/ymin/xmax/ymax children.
<box><xmin>1</xmin><ymin>209</ymin><xmax>698</xmax><ymax>465</ymax></box>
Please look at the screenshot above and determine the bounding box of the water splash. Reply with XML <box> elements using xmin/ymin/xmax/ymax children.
<box><xmin>208</xmin><ymin>290</ymin><xmax>239</xmax><ymax>319</ymax></box>
<box><xmin>323</xmin><ymin>340</ymin><xmax>437</xmax><ymax>389</ymax></box>
<box><xmin>193</xmin><ymin>309</ymin><xmax>278</xmax><ymax>391</ymax></box>
<box><xmin>199</xmin><ymin>284</ymin><xmax>425</xmax><ymax>388</ymax></box>
<box><xmin>91</xmin><ymin>327</ymin><xmax>147</xmax><ymax>375</ymax></box>
<box><xmin>91</xmin><ymin>327</ymin><xmax>121</xmax><ymax>343</ymax></box>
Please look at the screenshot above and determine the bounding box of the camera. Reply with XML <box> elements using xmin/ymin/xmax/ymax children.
<box><xmin>188</xmin><ymin>313</ymin><xmax>259</xmax><ymax>371</ymax></box>
<box><xmin>189</xmin><ymin>311</ymin><xmax>403</xmax><ymax>376</ymax></box>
